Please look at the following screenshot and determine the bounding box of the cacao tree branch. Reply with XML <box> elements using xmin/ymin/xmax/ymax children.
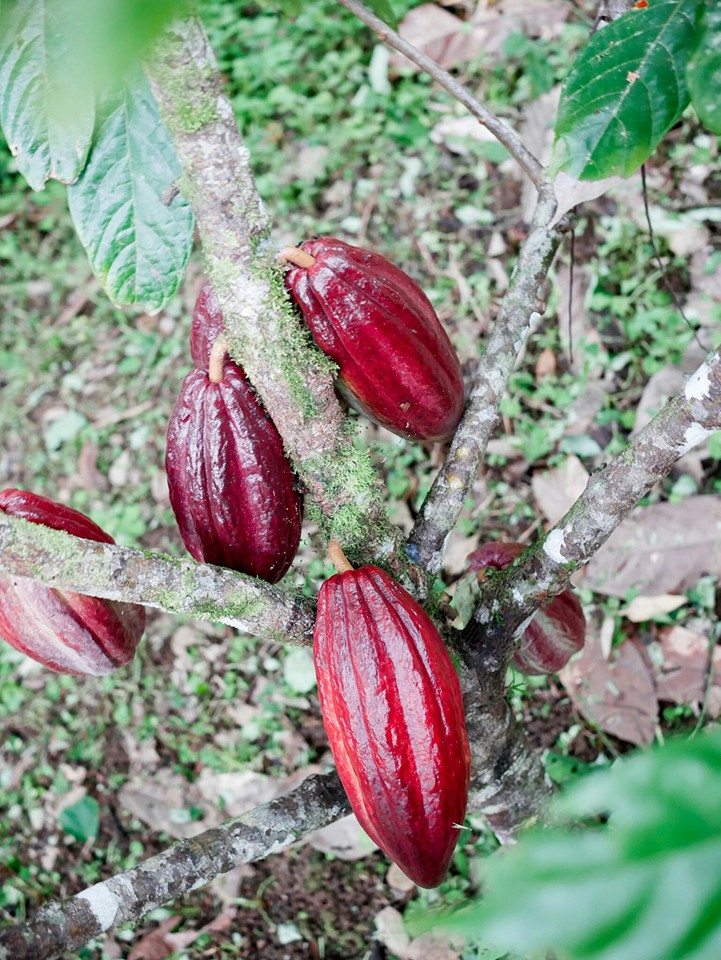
<box><xmin>408</xmin><ymin>189</ymin><xmax>569</xmax><ymax>572</ymax></box>
<box><xmin>145</xmin><ymin>16</ymin><xmax>400</xmax><ymax>567</ymax></box>
<box><xmin>0</xmin><ymin>514</ymin><xmax>315</xmax><ymax>645</ymax></box>
<box><xmin>0</xmin><ymin>772</ymin><xmax>351</xmax><ymax>960</ymax></box>
<box><xmin>460</xmin><ymin>347</ymin><xmax>721</xmax><ymax>694</ymax></box>
<box><xmin>336</xmin><ymin>0</ymin><xmax>545</xmax><ymax>187</ymax></box>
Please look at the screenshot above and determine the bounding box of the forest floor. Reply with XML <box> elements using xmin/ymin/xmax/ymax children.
<box><xmin>1</xmin><ymin>1</ymin><xmax>721</xmax><ymax>958</ymax></box>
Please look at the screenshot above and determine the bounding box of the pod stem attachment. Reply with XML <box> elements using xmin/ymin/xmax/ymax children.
<box><xmin>208</xmin><ymin>338</ymin><xmax>229</xmax><ymax>384</ymax></box>
<box><xmin>328</xmin><ymin>538</ymin><xmax>354</xmax><ymax>574</ymax></box>
<box><xmin>278</xmin><ymin>246</ymin><xmax>316</xmax><ymax>269</ymax></box>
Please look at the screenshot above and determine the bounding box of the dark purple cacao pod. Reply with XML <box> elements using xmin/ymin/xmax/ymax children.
<box><xmin>283</xmin><ymin>238</ymin><xmax>465</xmax><ymax>442</ymax></box>
<box><xmin>0</xmin><ymin>489</ymin><xmax>145</xmax><ymax>675</ymax></box>
<box><xmin>467</xmin><ymin>542</ymin><xmax>586</xmax><ymax>675</ymax></box>
<box><xmin>165</xmin><ymin>360</ymin><xmax>302</xmax><ymax>583</ymax></box>
<box><xmin>190</xmin><ymin>281</ymin><xmax>225</xmax><ymax>369</ymax></box>
<box><xmin>314</xmin><ymin>565</ymin><xmax>470</xmax><ymax>887</ymax></box>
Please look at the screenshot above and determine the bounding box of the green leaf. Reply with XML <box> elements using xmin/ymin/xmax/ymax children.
<box><xmin>441</xmin><ymin>730</ymin><xmax>721</xmax><ymax>960</ymax></box>
<box><xmin>43</xmin><ymin>410</ymin><xmax>88</xmax><ymax>451</ymax></box>
<box><xmin>67</xmin><ymin>72</ymin><xmax>194</xmax><ymax>313</ymax></box>
<box><xmin>0</xmin><ymin>0</ymin><xmax>94</xmax><ymax>190</ymax></box>
<box><xmin>687</xmin><ymin>1</ymin><xmax>721</xmax><ymax>133</ymax></box>
<box><xmin>366</xmin><ymin>0</ymin><xmax>397</xmax><ymax>29</ymax></box>
<box><xmin>552</xmin><ymin>0</ymin><xmax>702</xmax><ymax>180</ymax></box>
<box><xmin>59</xmin><ymin>795</ymin><xmax>100</xmax><ymax>842</ymax></box>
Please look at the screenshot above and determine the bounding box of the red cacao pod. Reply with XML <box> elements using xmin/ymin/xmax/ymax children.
<box><xmin>190</xmin><ymin>281</ymin><xmax>224</xmax><ymax>369</ymax></box>
<box><xmin>282</xmin><ymin>238</ymin><xmax>464</xmax><ymax>442</ymax></box>
<box><xmin>467</xmin><ymin>542</ymin><xmax>586</xmax><ymax>675</ymax></box>
<box><xmin>314</xmin><ymin>564</ymin><xmax>470</xmax><ymax>887</ymax></box>
<box><xmin>165</xmin><ymin>357</ymin><xmax>302</xmax><ymax>583</ymax></box>
<box><xmin>0</xmin><ymin>489</ymin><xmax>145</xmax><ymax>675</ymax></box>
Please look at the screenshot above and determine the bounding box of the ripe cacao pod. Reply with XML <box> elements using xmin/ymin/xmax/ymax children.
<box><xmin>282</xmin><ymin>238</ymin><xmax>465</xmax><ymax>442</ymax></box>
<box><xmin>190</xmin><ymin>280</ymin><xmax>224</xmax><ymax>369</ymax></box>
<box><xmin>0</xmin><ymin>489</ymin><xmax>145</xmax><ymax>675</ymax></box>
<box><xmin>467</xmin><ymin>542</ymin><xmax>586</xmax><ymax>675</ymax></box>
<box><xmin>314</xmin><ymin>564</ymin><xmax>470</xmax><ymax>887</ymax></box>
<box><xmin>165</xmin><ymin>357</ymin><xmax>302</xmax><ymax>583</ymax></box>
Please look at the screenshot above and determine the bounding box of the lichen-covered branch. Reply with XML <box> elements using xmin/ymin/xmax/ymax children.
<box><xmin>461</xmin><ymin>667</ymin><xmax>551</xmax><ymax>843</ymax></box>
<box><xmin>460</xmin><ymin>348</ymin><xmax>721</xmax><ymax>690</ymax></box>
<box><xmin>0</xmin><ymin>772</ymin><xmax>350</xmax><ymax>960</ymax></box>
<box><xmin>0</xmin><ymin>513</ymin><xmax>315</xmax><ymax>645</ymax></box>
<box><xmin>336</xmin><ymin>0</ymin><xmax>544</xmax><ymax>187</ymax></box>
<box><xmin>409</xmin><ymin>189</ymin><xmax>569</xmax><ymax>572</ymax></box>
<box><xmin>145</xmin><ymin>16</ymin><xmax>398</xmax><ymax>566</ymax></box>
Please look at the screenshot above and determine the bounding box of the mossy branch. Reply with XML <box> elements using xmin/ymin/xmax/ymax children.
<box><xmin>0</xmin><ymin>514</ymin><xmax>315</xmax><ymax>645</ymax></box>
<box><xmin>145</xmin><ymin>16</ymin><xmax>399</xmax><ymax>567</ymax></box>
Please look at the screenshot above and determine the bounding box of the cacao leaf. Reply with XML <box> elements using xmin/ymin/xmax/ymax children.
<box><xmin>687</xmin><ymin>1</ymin><xmax>721</xmax><ymax>134</ymax></box>
<box><xmin>67</xmin><ymin>71</ymin><xmax>194</xmax><ymax>314</ymax></box>
<box><xmin>0</xmin><ymin>0</ymin><xmax>94</xmax><ymax>189</ymax></box>
<box><xmin>440</xmin><ymin>730</ymin><xmax>721</xmax><ymax>960</ymax></box>
<box><xmin>552</xmin><ymin>0</ymin><xmax>702</xmax><ymax>180</ymax></box>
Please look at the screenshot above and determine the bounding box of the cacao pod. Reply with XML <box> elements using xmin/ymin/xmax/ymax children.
<box><xmin>282</xmin><ymin>238</ymin><xmax>464</xmax><ymax>442</ymax></box>
<box><xmin>467</xmin><ymin>542</ymin><xmax>586</xmax><ymax>675</ymax></box>
<box><xmin>190</xmin><ymin>280</ymin><xmax>224</xmax><ymax>369</ymax></box>
<box><xmin>0</xmin><ymin>489</ymin><xmax>145</xmax><ymax>675</ymax></box>
<box><xmin>314</xmin><ymin>563</ymin><xmax>470</xmax><ymax>887</ymax></box>
<box><xmin>165</xmin><ymin>356</ymin><xmax>302</xmax><ymax>583</ymax></box>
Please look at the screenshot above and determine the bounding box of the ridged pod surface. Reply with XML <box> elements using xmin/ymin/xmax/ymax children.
<box><xmin>190</xmin><ymin>281</ymin><xmax>225</xmax><ymax>369</ymax></box>
<box><xmin>165</xmin><ymin>361</ymin><xmax>302</xmax><ymax>583</ymax></box>
<box><xmin>314</xmin><ymin>565</ymin><xmax>470</xmax><ymax>887</ymax></box>
<box><xmin>467</xmin><ymin>542</ymin><xmax>586</xmax><ymax>675</ymax></box>
<box><xmin>0</xmin><ymin>489</ymin><xmax>145</xmax><ymax>675</ymax></box>
<box><xmin>284</xmin><ymin>238</ymin><xmax>464</xmax><ymax>441</ymax></box>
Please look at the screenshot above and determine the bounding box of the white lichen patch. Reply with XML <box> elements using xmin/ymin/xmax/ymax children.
<box><xmin>684</xmin><ymin>363</ymin><xmax>711</xmax><ymax>402</ymax></box>
<box><xmin>512</xmin><ymin>588</ymin><xmax>524</xmax><ymax>605</ymax></box>
<box><xmin>543</xmin><ymin>529</ymin><xmax>568</xmax><ymax>564</ymax></box>
<box><xmin>678</xmin><ymin>423</ymin><xmax>714</xmax><ymax>457</ymax></box>
<box><xmin>78</xmin><ymin>883</ymin><xmax>122</xmax><ymax>931</ymax></box>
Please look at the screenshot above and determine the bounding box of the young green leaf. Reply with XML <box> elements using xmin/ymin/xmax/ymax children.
<box><xmin>67</xmin><ymin>72</ymin><xmax>194</xmax><ymax>314</ymax></box>
<box><xmin>365</xmin><ymin>0</ymin><xmax>397</xmax><ymax>29</ymax></box>
<box><xmin>687</xmin><ymin>2</ymin><xmax>721</xmax><ymax>134</ymax></box>
<box><xmin>552</xmin><ymin>0</ymin><xmax>702</xmax><ymax>180</ymax></box>
<box><xmin>0</xmin><ymin>0</ymin><xmax>94</xmax><ymax>190</ymax></box>
<box><xmin>441</xmin><ymin>730</ymin><xmax>721</xmax><ymax>960</ymax></box>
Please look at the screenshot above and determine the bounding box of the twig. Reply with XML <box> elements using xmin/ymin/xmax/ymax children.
<box><xmin>0</xmin><ymin>772</ymin><xmax>351</xmax><ymax>960</ymax></box>
<box><xmin>460</xmin><ymin>346</ymin><xmax>721</xmax><ymax>696</ymax></box>
<box><xmin>336</xmin><ymin>0</ymin><xmax>545</xmax><ymax>187</ymax></box>
<box><xmin>0</xmin><ymin>513</ymin><xmax>316</xmax><ymax>645</ymax></box>
<box><xmin>408</xmin><ymin>189</ymin><xmax>569</xmax><ymax>572</ymax></box>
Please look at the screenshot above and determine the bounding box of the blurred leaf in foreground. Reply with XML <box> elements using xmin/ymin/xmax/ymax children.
<box><xmin>440</xmin><ymin>729</ymin><xmax>721</xmax><ymax>960</ymax></box>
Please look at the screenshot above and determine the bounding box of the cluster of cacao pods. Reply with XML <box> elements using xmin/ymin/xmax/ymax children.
<box><xmin>313</xmin><ymin>544</ymin><xmax>471</xmax><ymax>888</ymax></box>
<box><xmin>0</xmin><ymin>489</ymin><xmax>145</xmax><ymax>675</ymax></box>
<box><xmin>467</xmin><ymin>542</ymin><xmax>586</xmax><ymax>675</ymax></box>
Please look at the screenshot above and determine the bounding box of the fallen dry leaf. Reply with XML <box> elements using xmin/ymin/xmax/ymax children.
<box><xmin>560</xmin><ymin>635</ymin><xmax>658</xmax><ymax>746</ymax></box>
<box><xmin>306</xmin><ymin>813</ymin><xmax>378</xmax><ymax>860</ymax></box>
<box><xmin>128</xmin><ymin>916</ymin><xmax>181</xmax><ymax>960</ymax></box>
<box><xmin>620</xmin><ymin>594</ymin><xmax>688</xmax><ymax>623</ymax></box>
<box><xmin>535</xmin><ymin>346</ymin><xmax>557</xmax><ymax>383</ymax></box>
<box><xmin>391</xmin><ymin>5</ymin><xmax>487</xmax><ymax>71</ymax></box>
<box><xmin>532</xmin><ymin>455</ymin><xmax>590</xmax><ymax>526</ymax></box>
<box><xmin>650</xmin><ymin>626</ymin><xmax>721</xmax><ymax>717</ymax></box>
<box><xmin>582</xmin><ymin>496</ymin><xmax>721</xmax><ymax>598</ymax></box>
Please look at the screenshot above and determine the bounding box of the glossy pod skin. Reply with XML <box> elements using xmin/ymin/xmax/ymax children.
<box><xmin>314</xmin><ymin>565</ymin><xmax>470</xmax><ymax>887</ymax></box>
<box><xmin>0</xmin><ymin>489</ymin><xmax>145</xmax><ymax>675</ymax></box>
<box><xmin>467</xmin><ymin>542</ymin><xmax>586</xmax><ymax>675</ymax></box>
<box><xmin>165</xmin><ymin>360</ymin><xmax>302</xmax><ymax>583</ymax></box>
<box><xmin>284</xmin><ymin>238</ymin><xmax>465</xmax><ymax>442</ymax></box>
<box><xmin>190</xmin><ymin>281</ymin><xmax>225</xmax><ymax>369</ymax></box>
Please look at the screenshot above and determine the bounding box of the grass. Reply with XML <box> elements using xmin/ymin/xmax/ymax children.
<box><xmin>1</xmin><ymin>0</ymin><xmax>720</xmax><ymax>956</ymax></box>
